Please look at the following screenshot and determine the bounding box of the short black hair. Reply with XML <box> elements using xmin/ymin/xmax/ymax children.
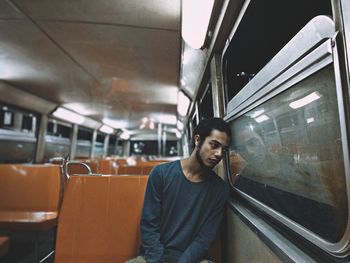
<box><xmin>192</xmin><ymin>117</ymin><xmax>231</xmax><ymax>149</ymax></box>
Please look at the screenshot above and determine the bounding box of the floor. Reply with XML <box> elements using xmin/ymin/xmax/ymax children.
<box><xmin>0</xmin><ymin>229</ymin><xmax>55</xmax><ymax>263</ymax></box>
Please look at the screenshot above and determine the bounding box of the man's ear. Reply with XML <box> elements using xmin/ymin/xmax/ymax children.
<box><xmin>194</xmin><ymin>134</ymin><xmax>201</xmax><ymax>146</ymax></box>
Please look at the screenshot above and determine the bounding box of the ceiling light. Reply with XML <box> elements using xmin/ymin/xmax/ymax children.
<box><xmin>52</xmin><ymin>107</ymin><xmax>85</xmax><ymax>124</ymax></box>
<box><xmin>289</xmin><ymin>92</ymin><xmax>321</xmax><ymax>109</ymax></box>
<box><xmin>157</xmin><ymin>114</ymin><xmax>177</xmax><ymax>125</ymax></box>
<box><xmin>182</xmin><ymin>0</ymin><xmax>215</xmax><ymax>49</ymax></box>
<box><xmin>177</xmin><ymin>120</ymin><xmax>184</xmax><ymax>130</ymax></box>
<box><xmin>255</xmin><ymin>114</ymin><xmax>270</xmax><ymax>123</ymax></box>
<box><xmin>120</xmin><ymin>130</ymin><xmax>130</xmax><ymax>140</ymax></box>
<box><xmin>103</xmin><ymin>118</ymin><xmax>128</xmax><ymax>129</ymax></box>
<box><xmin>249</xmin><ymin>109</ymin><xmax>265</xmax><ymax>118</ymax></box>
<box><xmin>99</xmin><ymin>125</ymin><xmax>114</xmax><ymax>134</ymax></box>
<box><xmin>177</xmin><ymin>91</ymin><xmax>191</xmax><ymax>116</ymax></box>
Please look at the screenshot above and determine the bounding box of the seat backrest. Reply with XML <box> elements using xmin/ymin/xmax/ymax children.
<box><xmin>0</xmin><ymin>164</ymin><xmax>62</xmax><ymax>212</ymax></box>
<box><xmin>55</xmin><ymin>175</ymin><xmax>148</xmax><ymax>263</ymax></box>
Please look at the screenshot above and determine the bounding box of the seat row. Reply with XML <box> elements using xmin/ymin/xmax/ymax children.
<box><xmin>0</xmin><ymin>159</ymin><xmax>221</xmax><ymax>262</ymax></box>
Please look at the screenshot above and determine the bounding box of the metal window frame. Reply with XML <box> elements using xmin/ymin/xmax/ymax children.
<box><xmin>224</xmin><ymin>16</ymin><xmax>350</xmax><ymax>257</ymax></box>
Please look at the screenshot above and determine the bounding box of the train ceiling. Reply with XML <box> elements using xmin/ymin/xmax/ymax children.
<box><xmin>0</xmin><ymin>0</ymin><xmax>181</xmax><ymax>132</ymax></box>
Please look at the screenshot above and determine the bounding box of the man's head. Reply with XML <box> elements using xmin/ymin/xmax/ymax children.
<box><xmin>232</xmin><ymin>116</ymin><xmax>268</xmax><ymax>166</ymax></box>
<box><xmin>192</xmin><ymin>118</ymin><xmax>231</xmax><ymax>169</ymax></box>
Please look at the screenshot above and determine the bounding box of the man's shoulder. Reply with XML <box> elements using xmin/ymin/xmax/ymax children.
<box><xmin>153</xmin><ymin>160</ymin><xmax>178</xmax><ymax>170</ymax></box>
<box><xmin>150</xmin><ymin>160</ymin><xmax>180</xmax><ymax>176</ymax></box>
<box><xmin>208</xmin><ymin>171</ymin><xmax>230</xmax><ymax>194</ymax></box>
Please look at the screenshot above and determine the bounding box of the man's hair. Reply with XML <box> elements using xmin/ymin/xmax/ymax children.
<box><xmin>192</xmin><ymin>117</ymin><xmax>231</xmax><ymax>149</ymax></box>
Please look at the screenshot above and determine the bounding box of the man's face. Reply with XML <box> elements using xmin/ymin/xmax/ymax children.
<box><xmin>195</xmin><ymin>129</ymin><xmax>230</xmax><ymax>169</ymax></box>
<box><xmin>234</xmin><ymin>127</ymin><xmax>267</xmax><ymax>166</ymax></box>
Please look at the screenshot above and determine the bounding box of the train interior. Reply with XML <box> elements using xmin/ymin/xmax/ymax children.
<box><xmin>1</xmin><ymin>0</ymin><xmax>350</xmax><ymax>262</ymax></box>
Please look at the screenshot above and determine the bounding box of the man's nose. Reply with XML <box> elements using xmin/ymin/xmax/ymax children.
<box><xmin>214</xmin><ymin>147</ymin><xmax>224</xmax><ymax>157</ymax></box>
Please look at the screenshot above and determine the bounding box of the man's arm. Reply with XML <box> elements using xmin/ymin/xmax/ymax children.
<box><xmin>140</xmin><ymin>168</ymin><xmax>165</xmax><ymax>263</ymax></box>
<box><xmin>177</xmin><ymin>188</ymin><xmax>229</xmax><ymax>263</ymax></box>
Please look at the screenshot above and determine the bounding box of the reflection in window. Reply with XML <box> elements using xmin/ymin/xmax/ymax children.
<box><xmin>229</xmin><ymin>65</ymin><xmax>348</xmax><ymax>242</ymax></box>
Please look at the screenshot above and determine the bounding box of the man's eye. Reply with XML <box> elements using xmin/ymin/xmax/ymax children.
<box><xmin>210</xmin><ymin>142</ymin><xmax>219</xmax><ymax>148</ymax></box>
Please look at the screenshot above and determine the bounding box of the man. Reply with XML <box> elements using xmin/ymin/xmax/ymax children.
<box><xmin>126</xmin><ymin>117</ymin><xmax>231</xmax><ymax>263</ymax></box>
<box><xmin>232</xmin><ymin>116</ymin><xmax>321</xmax><ymax>189</ymax></box>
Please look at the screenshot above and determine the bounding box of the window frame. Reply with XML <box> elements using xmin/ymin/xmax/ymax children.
<box><xmin>224</xmin><ymin>16</ymin><xmax>350</xmax><ymax>256</ymax></box>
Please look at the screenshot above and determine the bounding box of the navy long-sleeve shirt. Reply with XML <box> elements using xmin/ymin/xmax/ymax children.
<box><xmin>140</xmin><ymin>160</ymin><xmax>230</xmax><ymax>263</ymax></box>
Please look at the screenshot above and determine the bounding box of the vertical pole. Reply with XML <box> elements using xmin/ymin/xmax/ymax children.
<box><xmin>70</xmin><ymin>124</ymin><xmax>78</xmax><ymax>160</ymax></box>
<box><xmin>210</xmin><ymin>53</ymin><xmax>226</xmax><ymax>117</ymax></box>
<box><xmin>158</xmin><ymin>123</ymin><xmax>162</xmax><ymax>157</ymax></box>
<box><xmin>103</xmin><ymin>134</ymin><xmax>110</xmax><ymax>158</ymax></box>
<box><xmin>35</xmin><ymin>114</ymin><xmax>48</xmax><ymax>163</ymax></box>
<box><xmin>90</xmin><ymin>130</ymin><xmax>97</xmax><ymax>158</ymax></box>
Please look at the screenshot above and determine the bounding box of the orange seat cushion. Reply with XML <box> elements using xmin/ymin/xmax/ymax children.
<box><xmin>55</xmin><ymin>175</ymin><xmax>148</xmax><ymax>263</ymax></box>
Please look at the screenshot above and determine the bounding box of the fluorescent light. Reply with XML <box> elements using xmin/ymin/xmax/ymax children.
<box><xmin>177</xmin><ymin>91</ymin><xmax>190</xmax><ymax>116</ymax></box>
<box><xmin>63</xmin><ymin>103</ymin><xmax>97</xmax><ymax>116</ymax></box>
<box><xmin>99</xmin><ymin>125</ymin><xmax>114</xmax><ymax>134</ymax></box>
<box><xmin>52</xmin><ymin>107</ymin><xmax>85</xmax><ymax>124</ymax></box>
<box><xmin>157</xmin><ymin>114</ymin><xmax>177</xmax><ymax>125</ymax></box>
<box><xmin>255</xmin><ymin>114</ymin><xmax>270</xmax><ymax>123</ymax></box>
<box><xmin>103</xmin><ymin>118</ymin><xmax>128</xmax><ymax>129</ymax></box>
<box><xmin>289</xmin><ymin>92</ymin><xmax>321</xmax><ymax>109</ymax></box>
<box><xmin>307</xmin><ymin>117</ymin><xmax>315</xmax><ymax>123</ymax></box>
<box><xmin>177</xmin><ymin>120</ymin><xmax>184</xmax><ymax>130</ymax></box>
<box><xmin>249</xmin><ymin>109</ymin><xmax>265</xmax><ymax>118</ymax></box>
<box><xmin>120</xmin><ymin>130</ymin><xmax>130</xmax><ymax>140</ymax></box>
<box><xmin>176</xmin><ymin>130</ymin><xmax>182</xmax><ymax>138</ymax></box>
<box><xmin>182</xmin><ymin>0</ymin><xmax>215</xmax><ymax>49</ymax></box>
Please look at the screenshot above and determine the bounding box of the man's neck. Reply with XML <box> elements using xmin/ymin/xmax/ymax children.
<box><xmin>180</xmin><ymin>153</ymin><xmax>210</xmax><ymax>182</ymax></box>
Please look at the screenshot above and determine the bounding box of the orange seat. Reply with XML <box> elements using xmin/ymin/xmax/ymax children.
<box><xmin>0</xmin><ymin>164</ymin><xmax>62</xmax><ymax>231</ymax></box>
<box><xmin>0</xmin><ymin>236</ymin><xmax>10</xmax><ymax>257</ymax></box>
<box><xmin>55</xmin><ymin>175</ymin><xmax>148</xmax><ymax>263</ymax></box>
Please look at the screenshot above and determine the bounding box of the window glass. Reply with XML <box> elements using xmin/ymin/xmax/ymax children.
<box><xmin>130</xmin><ymin>140</ymin><xmax>158</xmax><ymax>155</ymax></box>
<box><xmin>229</xmin><ymin>65</ymin><xmax>348</xmax><ymax>242</ymax></box>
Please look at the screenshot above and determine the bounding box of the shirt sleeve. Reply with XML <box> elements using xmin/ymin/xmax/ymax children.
<box><xmin>177</xmin><ymin>185</ymin><xmax>230</xmax><ymax>263</ymax></box>
<box><xmin>140</xmin><ymin>167</ymin><xmax>165</xmax><ymax>263</ymax></box>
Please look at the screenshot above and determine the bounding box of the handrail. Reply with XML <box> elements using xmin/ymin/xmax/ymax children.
<box><xmin>64</xmin><ymin>161</ymin><xmax>92</xmax><ymax>179</ymax></box>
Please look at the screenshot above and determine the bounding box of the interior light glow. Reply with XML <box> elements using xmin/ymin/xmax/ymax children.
<box><xmin>307</xmin><ymin>117</ymin><xmax>315</xmax><ymax>123</ymax></box>
<box><xmin>157</xmin><ymin>114</ymin><xmax>177</xmax><ymax>125</ymax></box>
<box><xmin>99</xmin><ymin>125</ymin><xmax>114</xmax><ymax>134</ymax></box>
<box><xmin>103</xmin><ymin>118</ymin><xmax>127</xmax><ymax>129</ymax></box>
<box><xmin>175</xmin><ymin>130</ymin><xmax>182</xmax><ymax>138</ymax></box>
<box><xmin>182</xmin><ymin>0</ymin><xmax>215</xmax><ymax>49</ymax></box>
<box><xmin>249</xmin><ymin>109</ymin><xmax>265</xmax><ymax>118</ymax></box>
<box><xmin>120</xmin><ymin>130</ymin><xmax>130</xmax><ymax>140</ymax></box>
<box><xmin>255</xmin><ymin>114</ymin><xmax>270</xmax><ymax>123</ymax></box>
<box><xmin>177</xmin><ymin>91</ymin><xmax>191</xmax><ymax>116</ymax></box>
<box><xmin>289</xmin><ymin>92</ymin><xmax>321</xmax><ymax>109</ymax></box>
<box><xmin>52</xmin><ymin>107</ymin><xmax>85</xmax><ymax>124</ymax></box>
<box><xmin>63</xmin><ymin>103</ymin><xmax>96</xmax><ymax>116</ymax></box>
<box><xmin>177</xmin><ymin>120</ymin><xmax>184</xmax><ymax>130</ymax></box>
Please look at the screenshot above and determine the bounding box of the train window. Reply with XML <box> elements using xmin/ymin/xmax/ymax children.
<box><xmin>21</xmin><ymin>114</ymin><xmax>36</xmax><ymax>132</ymax></box>
<box><xmin>229</xmin><ymin>64</ymin><xmax>348</xmax><ymax>243</ymax></box>
<box><xmin>78</xmin><ymin>127</ymin><xmax>92</xmax><ymax>141</ymax></box>
<box><xmin>223</xmin><ymin>0</ymin><xmax>332</xmax><ymax>102</ymax></box>
<box><xmin>108</xmin><ymin>135</ymin><xmax>117</xmax><ymax>156</ymax></box>
<box><xmin>44</xmin><ymin>120</ymin><xmax>71</xmax><ymax>161</ymax></box>
<box><xmin>76</xmin><ymin>127</ymin><xmax>93</xmax><ymax>158</ymax></box>
<box><xmin>93</xmin><ymin>133</ymin><xmax>105</xmax><ymax>157</ymax></box>
<box><xmin>1</xmin><ymin>108</ymin><xmax>14</xmax><ymax>127</ymax></box>
<box><xmin>0</xmin><ymin>105</ymin><xmax>38</xmax><ymax>163</ymax></box>
<box><xmin>130</xmin><ymin>140</ymin><xmax>158</xmax><ymax>155</ymax></box>
<box><xmin>47</xmin><ymin>120</ymin><xmax>71</xmax><ymax>138</ymax></box>
<box><xmin>165</xmin><ymin>141</ymin><xmax>178</xmax><ymax>156</ymax></box>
